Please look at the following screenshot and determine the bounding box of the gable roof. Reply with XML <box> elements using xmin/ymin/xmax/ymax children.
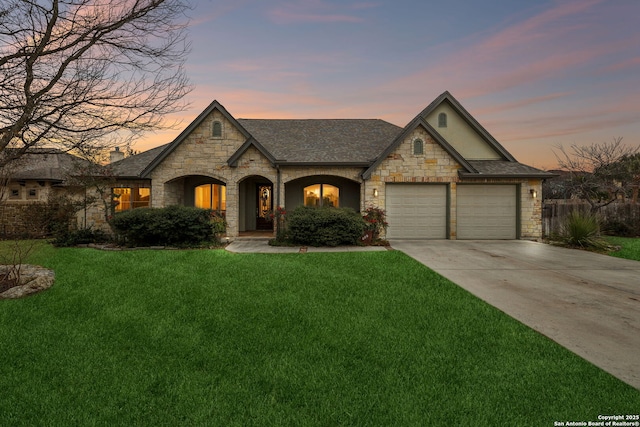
<box><xmin>418</xmin><ymin>91</ymin><xmax>517</xmax><ymax>162</ymax></box>
<box><xmin>6</xmin><ymin>149</ymin><xmax>93</xmax><ymax>183</ymax></box>
<box><xmin>227</xmin><ymin>137</ymin><xmax>277</xmax><ymax>167</ymax></box>
<box><xmin>140</xmin><ymin>100</ymin><xmax>252</xmax><ymax>178</ymax></box>
<box><xmin>237</xmin><ymin>119</ymin><xmax>402</xmax><ymax>165</ymax></box>
<box><xmin>110</xmin><ymin>144</ymin><xmax>168</xmax><ymax>178</ymax></box>
<box><xmin>115</xmin><ymin>92</ymin><xmax>553</xmax><ymax>180</ymax></box>
<box><xmin>363</xmin><ymin>116</ymin><xmax>476</xmax><ymax>179</ymax></box>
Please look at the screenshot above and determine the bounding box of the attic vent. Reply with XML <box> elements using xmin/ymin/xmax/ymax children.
<box><xmin>438</xmin><ymin>113</ymin><xmax>447</xmax><ymax>128</ymax></box>
<box><xmin>413</xmin><ymin>139</ymin><xmax>424</xmax><ymax>155</ymax></box>
<box><xmin>212</xmin><ymin>121</ymin><xmax>222</xmax><ymax>138</ymax></box>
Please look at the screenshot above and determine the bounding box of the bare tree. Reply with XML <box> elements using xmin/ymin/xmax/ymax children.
<box><xmin>554</xmin><ymin>137</ymin><xmax>640</xmax><ymax>212</ymax></box>
<box><xmin>0</xmin><ymin>0</ymin><xmax>192</xmax><ymax>169</ymax></box>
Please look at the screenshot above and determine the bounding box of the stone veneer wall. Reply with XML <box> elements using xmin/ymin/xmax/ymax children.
<box><xmin>0</xmin><ymin>186</ymin><xmax>93</xmax><ymax>236</ymax></box>
<box><xmin>109</xmin><ymin>113</ymin><xmax>543</xmax><ymax>240</ymax></box>
<box><xmin>149</xmin><ymin>110</ymin><xmax>280</xmax><ymax>238</ymax></box>
<box><xmin>0</xmin><ymin>203</ymin><xmax>37</xmax><ymax>236</ymax></box>
<box><xmin>362</xmin><ymin>126</ymin><xmax>544</xmax><ymax>240</ymax></box>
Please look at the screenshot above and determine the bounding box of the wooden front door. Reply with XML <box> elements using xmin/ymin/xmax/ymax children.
<box><xmin>256</xmin><ymin>184</ymin><xmax>273</xmax><ymax>230</ymax></box>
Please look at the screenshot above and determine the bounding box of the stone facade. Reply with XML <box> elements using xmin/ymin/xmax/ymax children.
<box><xmin>363</xmin><ymin>126</ymin><xmax>544</xmax><ymax>240</ymax></box>
<box><xmin>71</xmin><ymin>92</ymin><xmax>550</xmax><ymax>240</ymax></box>
<box><xmin>0</xmin><ymin>184</ymin><xmax>92</xmax><ymax>237</ymax></box>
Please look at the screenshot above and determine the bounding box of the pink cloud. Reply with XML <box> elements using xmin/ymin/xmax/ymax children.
<box><xmin>473</xmin><ymin>92</ymin><xmax>573</xmax><ymax>116</ymax></box>
<box><xmin>479</xmin><ymin>0</ymin><xmax>604</xmax><ymax>55</ymax></box>
<box><xmin>189</xmin><ymin>1</ymin><xmax>251</xmax><ymax>26</ymax></box>
<box><xmin>267</xmin><ymin>0</ymin><xmax>372</xmax><ymax>24</ymax></box>
<box><xmin>381</xmin><ymin>0</ymin><xmax>616</xmax><ymax>102</ymax></box>
<box><xmin>599</xmin><ymin>57</ymin><xmax>640</xmax><ymax>74</ymax></box>
<box><xmin>268</xmin><ymin>10</ymin><xmax>364</xmax><ymax>24</ymax></box>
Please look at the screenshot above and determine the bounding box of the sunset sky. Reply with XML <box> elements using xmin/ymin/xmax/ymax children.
<box><xmin>135</xmin><ymin>0</ymin><xmax>640</xmax><ymax>170</ymax></box>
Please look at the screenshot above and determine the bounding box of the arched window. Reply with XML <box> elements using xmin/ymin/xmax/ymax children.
<box><xmin>304</xmin><ymin>184</ymin><xmax>339</xmax><ymax>207</ymax></box>
<box><xmin>438</xmin><ymin>112</ymin><xmax>447</xmax><ymax>128</ymax></box>
<box><xmin>212</xmin><ymin>121</ymin><xmax>222</xmax><ymax>137</ymax></box>
<box><xmin>413</xmin><ymin>138</ymin><xmax>424</xmax><ymax>155</ymax></box>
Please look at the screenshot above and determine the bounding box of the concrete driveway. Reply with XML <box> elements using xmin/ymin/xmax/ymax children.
<box><xmin>391</xmin><ymin>240</ymin><xmax>640</xmax><ymax>390</ymax></box>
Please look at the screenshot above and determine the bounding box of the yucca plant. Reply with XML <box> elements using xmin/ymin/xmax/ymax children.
<box><xmin>557</xmin><ymin>209</ymin><xmax>608</xmax><ymax>250</ymax></box>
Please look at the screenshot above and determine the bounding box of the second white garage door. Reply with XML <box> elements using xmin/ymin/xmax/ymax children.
<box><xmin>456</xmin><ymin>185</ymin><xmax>517</xmax><ymax>239</ymax></box>
<box><xmin>386</xmin><ymin>184</ymin><xmax>447</xmax><ymax>239</ymax></box>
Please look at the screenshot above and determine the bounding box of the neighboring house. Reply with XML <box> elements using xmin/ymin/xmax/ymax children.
<box><xmin>0</xmin><ymin>149</ymin><xmax>92</xmax><ymax>236</ymax></box>
<box><xmin>99</xmin><ymin>91</ymin><xmax>554</xmax><ymax>240</ymax></box>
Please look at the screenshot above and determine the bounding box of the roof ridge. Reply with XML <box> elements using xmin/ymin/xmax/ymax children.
<box><xmin>237</xmin><ymin>118</ymin><xmax>394</xmax><ymax>122</ymax></box>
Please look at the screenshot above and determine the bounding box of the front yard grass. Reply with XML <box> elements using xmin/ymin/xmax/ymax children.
<box><xmin>606</xmin><ymin>236</ymin><xmax>640</xmax><ymax>261</ymax></box>
<box><xmin>1</xmin><ymin>243</ymin><xmax>638</xmax><ymax>425</ymax></box>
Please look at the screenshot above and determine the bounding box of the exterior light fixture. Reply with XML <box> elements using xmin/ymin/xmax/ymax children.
<box><xmin>530</xmin><ymin>189</ymin><xmax>537</xmax><ymax>198</ymax></box>
<box><xmin>373</xmin><ymin>188</ymin><xmax>378</xmax><ymax>197</ymax></box>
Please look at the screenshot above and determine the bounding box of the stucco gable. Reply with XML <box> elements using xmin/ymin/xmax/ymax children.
<box><xmin>418</xmin><ymin>91</ymin><xmax>516</xmax><ymax>162</ymax></box>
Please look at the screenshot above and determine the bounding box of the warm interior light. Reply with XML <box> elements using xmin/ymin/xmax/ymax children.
<box><xmin>530</xmin><ymin>189</ymin><xmax>537</xmax><ymax>198</ymax></box>
<box><xmin>373</xmin><ymin>188</ymin><xmax>378</xmax><ymax>197</ymax></box>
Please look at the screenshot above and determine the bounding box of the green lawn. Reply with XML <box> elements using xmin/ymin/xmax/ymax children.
<box><xmin>1</xmin><ymin>243</ymin><xmax>638</xmax><ymax>426</ymax></box>
<box><xmin>606</xmin><ymin>236</ymin><xmax>640</xmax><ymax>261</ymax></box>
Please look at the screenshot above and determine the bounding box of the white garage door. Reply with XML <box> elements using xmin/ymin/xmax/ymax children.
<box><xmin>386</xmin><ymin>184</ymin><xmax>447</xmax><ymax>239</ymax></box>
<box><xmin>457</xmin><ymin>185</ymin><xmax>517</xmax><ymax>239</ymax></box>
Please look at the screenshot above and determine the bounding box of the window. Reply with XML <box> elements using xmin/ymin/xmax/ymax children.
<box><xmin>27</xmin><ymin>188</ymin><xmax>37</xmax><ymax>199</ymax></box>
<box><xmin>212</xmin><ymin>121</ymin><xmax>222</xmax><ymax>138</ymax></box>
<box><xmin>195</xmin><ymin>184</ymin><xmax>226</xmax><ymax>212</ymax></box>
<box><xmin>9</xmin><ymin>188</ymin><xmax>20</xmax><ymax>199</ymax></box>
<box><xmin>304</xmin><ymin>184</ymin><xmax>339</xmax><ymax>207</ymax></box>
<box><xmin>438</xmin><ymin>112</ymin><xmax>447</xmax><ymax>128</ymax></box>
<box><xmin>413</xmin><ymin>138</ymin><xmax>424</xmax><ymax>155</ymax></box>
<box><xmin>113</xmin><ymin>187</ymin><xmax>150</xmax><ymax>212</ymax></box>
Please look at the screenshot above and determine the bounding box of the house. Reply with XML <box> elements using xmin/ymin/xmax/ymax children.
<box><xmin>0</xmin><ymin>149</ymin><xmax>92</xmax><ymax>236</ymax></box>
<box><xmin>100</xmin><ymin>91</ymin><xmax>554</xmax><ymax>240</ymax></box>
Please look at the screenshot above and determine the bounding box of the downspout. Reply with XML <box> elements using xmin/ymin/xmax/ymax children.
<box><xmin>361</xmin><ymin>175</ymin><xmax>366</xmax><ymax>212</ymax></box>
<box><xmin>276</xmin><ymin>165</ymin><xmax>281</xmax><ymax>208</ymax></box>
<box><xmin>276</xmin><ymin>165</ymin><xmax>282</xmax><ymax>237</ymax></box>
<box><xmin>84</xmin><ymin>186</ymin><xmax>88</xmax><ymax>228</ymax></box>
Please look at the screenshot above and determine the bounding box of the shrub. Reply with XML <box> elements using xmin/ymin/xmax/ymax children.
<box><xmin>23</xmin><ymin>193</ymin><xmax>85</xmax><ymax>239</ymax></box>
<box><xmin>287</xmin><ymin>206</ymin><xmax>366</xmax><ymax>247</ymax></box>
<box><xmin>362</xmin><ymin>205</ymin><xmax>389</xmax><ymax>240</ymax></box>
<box><xmin>110</xmin><ymin>206</ymin><xmax>214</xmax><ymax>247</ymax></box>
<box><xmin>209</xmin><ymin>211</ymin><xmax>227</xmax><ymax>245</ymax></box>
<box><xmin>52</xmin><ymin>228</ymin><xmax>109</xmax><ymax>247</ymax></box>
<box><xmin>555</xmin><ymin>210</ymin><xmax>608</xmax><ymax>250</ymax></box>
<box><xmin>602</xmin><ymin>219</ymin><xmax>634</xmax><ymax>237</ymax></box>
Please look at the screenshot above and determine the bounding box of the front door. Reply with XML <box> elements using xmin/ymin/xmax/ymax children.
<box><xmin>256</xmin><ymin>184</ymin><xmax>273</xmax><ymax>230</ymax></box>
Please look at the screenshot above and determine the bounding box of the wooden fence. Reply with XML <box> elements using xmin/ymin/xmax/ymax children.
<box><xmin>542</xmin><ymin>200</ymin><xmax>640</xmax><ymax>237</ymax></box>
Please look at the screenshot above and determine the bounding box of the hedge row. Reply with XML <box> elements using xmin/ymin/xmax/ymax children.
<box><xmin>110</xmin><ymin>206</ymin><xmax>214</xmax><ymax>247</ymax></box>
<box><xmin>286</xmin><ymin>206</ymin><xmax>366</xmax><ymax>247</ymax></box>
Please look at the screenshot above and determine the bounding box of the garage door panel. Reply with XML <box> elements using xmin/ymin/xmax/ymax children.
<box><xmin>457</xmin><ymin>185</ymin><xmax>516</xmax><ymax>240</ymax></box>
<box><xmin>386</xmin><ymin>184</ymin><xmax>447</xmax><ymax>239</ymax></box>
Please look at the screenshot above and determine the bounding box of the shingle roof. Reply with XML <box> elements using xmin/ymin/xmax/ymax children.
<box><xmin>462</xmin><ymin>160</ymin><xmax>556</xmax><ymax>178</ymax></box>
<box><xmin>110</xmin><ymin>144</ymin><xmax>168</xmax><ymax>178</ymax></box>
<box><xmin>237</xmin><ymin>119</ymin><xmax>402</xmax><ymax>164</ymax></box>
<box><xmin>9</xmin><ymin>149</ymin><xmax>92</xmax><ymax>182</ymax></box>
<box><xmin>118</xmin><ymin>94</ymin><xmax>553</xmax><ymax>180</ymax></box>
